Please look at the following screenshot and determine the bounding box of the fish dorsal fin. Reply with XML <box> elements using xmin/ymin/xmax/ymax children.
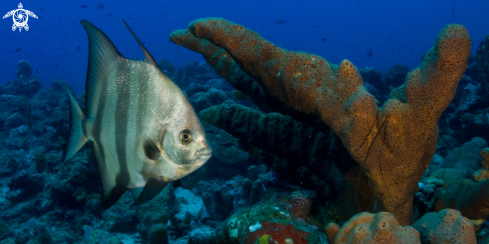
<box><xmin>80</xmin><ymin>20</ymin><xmax>123</xmax><ymax>118</ymax></box>
<box><xmin>122</xmin><ymin>19</ymin><xmax>157</xmax><ymax>66</ymax></box>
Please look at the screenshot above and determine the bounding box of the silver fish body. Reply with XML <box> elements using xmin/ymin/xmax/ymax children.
<box><xmin>63</xmin><ymin>20</ymin><xmax>211</xmax><ymax>209</ymax></box>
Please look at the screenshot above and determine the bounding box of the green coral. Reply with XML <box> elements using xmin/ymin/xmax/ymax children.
<box><xmin>257</xmin><ymin>234</ymin><xmax>269</xmax><ymax>244</ymax></box>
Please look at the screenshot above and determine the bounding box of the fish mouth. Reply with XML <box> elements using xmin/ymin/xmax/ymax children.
<box><xmin>195</xmin><ymin>147</ymin><xmax>212</xmax><ymax>157</ymax></box>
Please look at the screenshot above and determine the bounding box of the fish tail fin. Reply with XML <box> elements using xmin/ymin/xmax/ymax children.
<box><xmin>63</xmin><ymin>87</ymin><xmax>89</xmax><ymax>161</ymax></box>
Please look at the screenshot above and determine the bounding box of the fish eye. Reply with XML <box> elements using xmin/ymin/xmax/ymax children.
<box><xmin>180</xmin><ymin>130</ymin><xmax>192</xmax><ymax>143</ymax></box>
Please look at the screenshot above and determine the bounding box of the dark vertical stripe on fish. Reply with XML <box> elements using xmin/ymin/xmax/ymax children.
<box><xmin>92</xmin><ymin>71</ymin><xmax>108</xmax><ymax>170</ymax></box>
<box><xmin>114</xmin><ymin>61</ymin><xmax>131</xmax><ymax>187</ymax></box>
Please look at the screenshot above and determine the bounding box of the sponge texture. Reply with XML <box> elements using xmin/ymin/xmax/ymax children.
<box><xmin>173</xmin><ymin>18</ymin><xmax>471</xmax><ymax>225</ymax></box>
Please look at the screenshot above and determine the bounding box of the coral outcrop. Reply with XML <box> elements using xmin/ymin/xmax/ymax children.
<box><xmin>326</xmin><ymin>212</ymin><xmax>421</xmax><ymax>244</ymax></box>
<box><xmin>209</xmin><ymin>189</ymin><xmax>328</xmax><ymax>244</ymax></box>
<box><xmin>200</xmin><ymin>103</ymin><xmax>345</xmax><ymax>201</ymax></box>
<box><xmin>171</xmin><ymin>18</ymin><xmax>472</xmax><ymax>224</ymax></box>
<box><xmin>412</xmin><ymin>209</ymin><xmax>476</xmax><ymax>244</ymax></box>
<box><xmin>447</xmin><ymin>33</ymin><xmax>489</xmax><ymax>143</ymax></box>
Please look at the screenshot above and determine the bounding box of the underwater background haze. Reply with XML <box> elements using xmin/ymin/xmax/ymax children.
<box><xmin>0</xmin><ymin>0</ymin><xmax>488</xmax><ymax>92</ymax></box>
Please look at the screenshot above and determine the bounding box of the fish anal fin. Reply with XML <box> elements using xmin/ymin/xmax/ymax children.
<box><xmin>172</xmin><ymin>179</ymin><xmax>182</xmax><ymax>188</ymax></box>
<box><xmin>101</xmin><ymin>185</ymin><xmax>127</xmax><ymax>209</ymax></box>
<box><xmin>134</xmin><ymin>178</ymin><xmax>169</xmax><ymax>205</ymax></box>
<box><xmin>122</xmin><ymin>19</ymin><xmax>157</xmax><ymax>66</ymax></box>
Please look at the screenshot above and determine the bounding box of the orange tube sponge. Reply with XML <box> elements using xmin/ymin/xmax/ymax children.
<box><xmin>178</xmin><ymin>18</ymin><xmax>471</xmax><ymax>225</ymax></box>
<box><xmin>332</xmin><ymin>212</ymin><xmax>420</xmax><ymax>244</ymax></box>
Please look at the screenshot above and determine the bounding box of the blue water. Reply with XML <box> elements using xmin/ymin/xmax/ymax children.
<box><xmin>0</xmin><ymin>0</ymin><xmax>487</xmax><ymax>92</ymax></box>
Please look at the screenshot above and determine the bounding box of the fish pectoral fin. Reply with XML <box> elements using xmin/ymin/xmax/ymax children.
<box><xmin>143</xmin><ymin>136</ymin><xmax>162</xmax><ymax>160</ymax></box>
<box><xmin>101</xmin><ymin>184</ymin><xmax>127</xmax><ymax>209</ymax></box>
<box><xmin>122</xmin><ymin>19</ymin><xmax>158</xmax><ymax>67</ymax></box>
<box><xmin>133</xmin><ymin>178</ymin><xmax>169</xmax><ymax>205</ymax></box>
<box><xmin>63</xmin><ymin>87</ymin><xmax>89</xmax><ymax>161</ymax></box>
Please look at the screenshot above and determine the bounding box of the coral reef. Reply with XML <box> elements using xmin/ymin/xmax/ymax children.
<box><xmin>440</xmin><ymin>137</ymin><xmax>487</xmax><ymax>175</ymax></box>
<box><xmin>209</xmin><ymin>189</ymin><xmax>329</xmax><ymax>244</ymax></box>
<box><xmin>15</xmin><ymin>61</ymin><xmax>32</xmax><ymax>80</ymax></box>
<box><xmin>0</xmin><ymin>18</ymin><xmax>486</xmax><ymax>243</ymax></box>
<box><xmin>412</xmin><ymin>209</ymin><xmax>476</xmax><ymax>244</ymax></box>
<box><xmin>3</xmin><ymin>61</ymin><xmax>40</xmax><ymax>99</ymax></box>
<box><xmin>434</xmin><ymin>174</ymin><xmax>489</xmax><ymax>220</ymax></box>
<box><xmin>447</xmin><ymin>33</ymin><xmax>489</xmax><ymax>144</ymax></box>
<box><xmin>137</xmin><ymin>187</ymin><xmax>173</xmax><ymax>244</ymax></box>
<box><xmin>326</xmin><ymin>212</ymin><xmax>421</xmax><ymax>244</ymax></box>
<box><xmin>413</xmin><ymin>179</ymin><xmax>444</xmax><ymax>218</ymax></box>
<box><xmin>157</xmin><ymin>59</ymin><xmax>177</xmax><ymax>77</ymax></box>
<box><xmin>171</xmin><ymin>17</ymin><xmax>471</xmax><ymax>225</ymax></box>
<box><xmin>474</xmin><ymin>148</ymin><xmax>489</xmax><ymax>182</ymax></box>
<box><xmin>200</xmin><ymin>103</ymin><xmax>346</xmax><ymax>201</ymax></box>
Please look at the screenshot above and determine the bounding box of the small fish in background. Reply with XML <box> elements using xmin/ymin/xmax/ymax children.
<box><xmin>274</xmin><ymin>20</ymin><xmax>287</xmax><ymax>25</ymax></box>
<box><xmin>15</xmin><ymin>48</ymin><xmax>21</xmax><ymax>53</ymax></box>
<box><xmin>108</xmin><ymin>13</ymin><xmax>112</xmax><ymax>16</ymax></box>
<box><xmin>98</xmin><ymin>3</ymin><xmax>105</xmax><ymax>9</ymax></box>
<box><xmin>35</xmin><ymin>69</ymin><xmax>39</xmax><ymax>74</ymax></box>
<box><xmin>321</xmin><ymin>38</ymin><xmax>327</xmax><ymax>42</ymax></box>
<box><xmin>72</xmin><ymin>22</ymin><xmax>76</xmax><ymax>25</ymax></box>
<box><xmin>366</xmin><ymin>49</ymin><xmax>373</xmax><ymax>57</ymax></box>
<box><xmin>63</xmin><ymin>20</ymin><xmax>212</xmax><ymax>209</ymax></box>
<box><xmin>39</xmin><ymin>7</ymin><xmax>44</xmax><ymax>11</ymax></box>
<box><xmin>80</xmin><ymin>5</ymin><xmax>88</xmax><ymax>8</ymax></box>
<box><xmin>77</xmin><ymin>46</ymin><xmax>80</xmax><ymax>51</ymax></box>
